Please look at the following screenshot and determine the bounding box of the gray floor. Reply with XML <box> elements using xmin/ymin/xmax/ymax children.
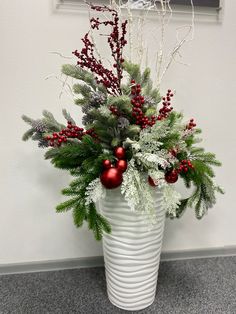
<box><xmin>0</xmin><ymin>256</ymin><xmax>235</xmax><ymax>314</ymax></box>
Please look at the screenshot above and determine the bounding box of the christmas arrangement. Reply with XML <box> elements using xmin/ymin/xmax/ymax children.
<box><xmin>22</xmin><ymin>4</ymin><xmax>223</xmax><ymax>241</ymax></box>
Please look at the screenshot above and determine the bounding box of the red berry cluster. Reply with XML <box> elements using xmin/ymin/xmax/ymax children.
<box><xmin>45</xmin><ymin>121</ymin><xmax>98</xmax><ymax>147</ymax></box>
<box><xmin>186</xmin><ymin>118</ymin><xmax>196</xmax><ymax>130</ymax></box>
<box><xmin>73</xmin><ymin>5</ymin><xmax>127</xmax><ymax>96</ymax></box>
<box><xmin>108</xmin><ymin>16</ymin><xmax>127</xmax><ymax>76</ymax></box>
<box><xmin>130</xmin><ymin>80</ymin><xmax>157</xmax><ymax>129</ymax></box>
<box><xmin>109</xmin><ymin>105</ymin><xmax>120</xmax><ymax>116</ymax></box>
<box><xmin>177</xmin><ymin>159</ymin><xmax>194</xmax><ymax>173</ymax></box>
<box><xmin>158</xmin><ymin>89</ymin><xmax>174</xmax><ymax>120</ymax></box>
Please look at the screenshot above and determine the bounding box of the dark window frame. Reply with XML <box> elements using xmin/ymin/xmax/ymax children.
<box><xmin>170</xmin><ymin>0</ymin><xmax>220</xmax><ymax>8</ymax></box>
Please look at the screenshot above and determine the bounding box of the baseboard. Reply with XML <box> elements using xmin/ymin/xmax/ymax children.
<box><xmin>0</xmin><ymin>246</ymin><xmax>235</xmax><ymax>275</ymax></box>
<box><xmin>0</xmin><ymin>256</ymin><xmax>104</xmax><ymax>276</ymax></box>
<box><xmin>161</xmin><ymin>245</ymin><xmax>236</xmax><ymax>261</ymax></box>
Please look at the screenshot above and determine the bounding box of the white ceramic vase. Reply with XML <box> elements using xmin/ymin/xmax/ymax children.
<box><xmin>99</xmin><ymin>187</ymin><xmax>166</xmax><ymax>311</ymax></box>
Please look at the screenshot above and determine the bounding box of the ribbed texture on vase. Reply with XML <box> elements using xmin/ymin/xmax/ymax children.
<box><xmin>99</xmin><ymin>188</ymin><xmax>166</xmax><ymax>311</ymax></box>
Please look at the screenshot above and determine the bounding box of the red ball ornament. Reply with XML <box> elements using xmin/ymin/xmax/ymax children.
<box><xmin>165</xmin><ymin>170</ymin><xmax>178</xmax><ymax>184</ymax></box>
<box><xmin>114</xmin><ymin>147</ymin><xmax>126</xmax><ymax>159</ymax></box>
<box><xmin>100</xmin><ymin>168</ymin><xmax>123</xmax><ymax>189</ymax></box>
<box><xmin>116</xmin><ymin>159</ymin><xmax>127</xmax><ymax>173</ymax></box>
<box><xmin>148</xmin><ymin>176</ymin><xmax>158</xmax><ymax>187</ymax></box>
<box><xmin>102</xmin><ymin>159</ymin><xmax>112</xmax><ymax>169</ymax></box>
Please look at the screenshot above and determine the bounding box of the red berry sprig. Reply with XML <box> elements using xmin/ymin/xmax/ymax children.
<box><xmin>157</xmin><ymin>89</ymin><xmax>174</xmax><ymax>120</ymax></box>
<box><xmin>177</xmin><ymin>159</ymin><xmax>194</xmax><ymax>173</ymax></box>
<box><xmin>130</xmin><ymin>80</ymin><xmax>157</xmax><ymax>129</ymax></box>
<box><xmin>109</xmin><ymin>105</ymin><xmax>120</xmax><ymax>116</ymax></box>
<box><xmin>45</xmin><ymin>121</ymin><xmax>98</xmax><ymax>147</ymax></box>
<box><xmin>186</xmin><ymin>118</ymin><xmax>197</xmax><ymax>130</ymax></box>
<box><xmin>73</xmin><ymin>5</ymin><xmax>127</xmax><ymax>96</ymax></box>
<box><xmin>131</xmin><ymin>85</ymin><xmax>175</xmax><ymax>128</ymax></box>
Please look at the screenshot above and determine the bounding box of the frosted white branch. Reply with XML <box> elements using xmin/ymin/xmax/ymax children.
<box><xmin>49</xmin><ymin>51</ymin><xmax>73</xmax><ymax>59</ymax></box>
<box><xmin>45</xmin><ymin>73</ymin><xmax>75</xmax><ymax>100</ymax></box>
<box><xmin>162</xmin><ymin>184</ymin><xmax>181</xmax><ymax>217</ymax></box>
<box><xmin>85</xmin><ymin>178</ymin><xmax>105</xmax><ymax>205</ymax></box>
<box><xmin>113</xmin><ymin>0</ymin><xmax>195</xmax><ymax>87</ymax></box>
<box><xmin>158</xmin><ymin>0</ymin><xmax>195</xmax><ymax>85</ymax></box>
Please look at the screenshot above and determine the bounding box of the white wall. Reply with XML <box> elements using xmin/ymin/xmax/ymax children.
<box><xmin>0</xmin><ymin>0</ymin><xmax>235</xmax><ymax>264</ymax></box>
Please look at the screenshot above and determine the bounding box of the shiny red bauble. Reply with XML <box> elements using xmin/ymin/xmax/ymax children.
<box><xmin>116</xmin><ymin>159</ymin><xmax>127</xmax><ymax>173</ymax></box>
<box><xmin>165</xmin><ymin>170</ymin><xmax>178</xmax><ymax>184</ymax></box>
<box><xmin>102</xmin><ymin>159</ymin><xmax>112</xmax><ymax>169</ymax></box>
<box><xmin>100</xmin><ymin>168</ymin><xmax>123</xmax><ymax>189</ymax></box>
<box><xmin>114</xmin><ymin>147</ymin><xmax>126</xmax><ymax>159</ymax></box>
<box><xmin>148</xmin><ymin>176</ymin><xmax>158</xmax><ymax>187</ymax></box>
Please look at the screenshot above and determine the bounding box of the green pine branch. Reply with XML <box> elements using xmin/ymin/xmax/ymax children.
<box><xmin>123</xmin><ymin>61</ymin><xmax>141</xmax><ymax>83</ymax></box>
<box><xmin>56</xmin><ymin>197</ymin><xmax>81</xmax><ymax>212</ymax></box>
<box><xmin>22</xmin><ymin>128</ymin><xmax>35</xmax><ymax>141</ymax></box>
<box><xmin>22</xmin><ymin>115</ymin><xmax>34</xmax><ymax>126</ymax></box>
<box><xmin>73</xmin><ymin>203</ymin><xmax>87</xmax><ymax>227</ymax></box>
<box><xmin>54</xmin><ymin>148</ymin><xmax>113</xmax><ymax>240</ymax></box>
<box><xmin>73</xmin><ymin>83</ymin><xmax>92</xmax><ymax>97</ymax></box>
<box><xmin>45</xmin><ymin>135</ymin><xmax>102</xmax><ymax>170</ymax></box>
<box><xmin>176</xmin><ymin>146</ymin><xmax>224</xmax><ymax>219</ymax></box>
<box><xmin>62</xmin><ymin>109</ymin><xmax>76</xmax><ymax>124</ymax></box>
<box><xmin>62</xmin><ymin>64</ymin><xmax>96</xmax><ymax>89</ymax></box>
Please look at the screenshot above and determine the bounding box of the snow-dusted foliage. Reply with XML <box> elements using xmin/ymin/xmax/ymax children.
<box><xmin>85</xmin><ymin>178</ymin><xmax>105</xmax><ymax>205</ymax></box>
<box><xmin>162</xmin><ymin>185</ymin><xmax>181</xmax><ymax>218</ymax></box>
<box><xmin>121</xmin><ymin>160</ymin><xmax>157</xmax><ymax>221</ymax></box>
